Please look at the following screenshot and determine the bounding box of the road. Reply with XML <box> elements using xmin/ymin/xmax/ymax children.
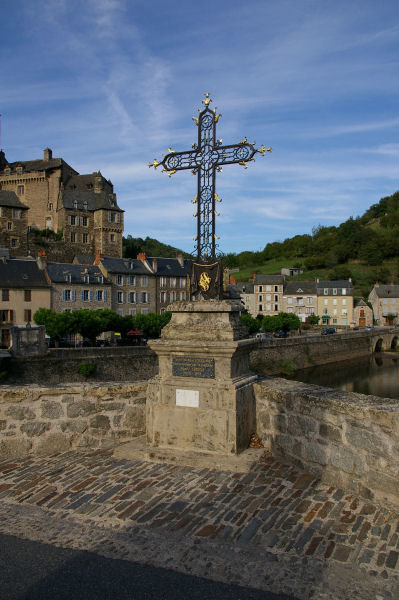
<box><xmin>0</xmin><ymin>533</ymin><xmax>297</xmax><ymax>600</ymax></box>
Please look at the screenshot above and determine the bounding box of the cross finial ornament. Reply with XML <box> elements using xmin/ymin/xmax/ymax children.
<box><xmin>149</xmin><ymin>93</ymin><xmax>271</xmax><ymax>263</ymax></box>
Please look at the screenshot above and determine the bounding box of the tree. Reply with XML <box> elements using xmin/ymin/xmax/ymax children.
<box><xmin>240</xmin><ymin>314</ymin><xmax>259</xmax><ymax>334</ymax></box>
<box><xmin>33</xmin><ymin>308</ymin><xmax>73</xmax><ymax>345</ymax></box>
<box><xmin>71</xmin><ymin>310</ymin><xmax>105</xmax><ymax>345</ymax></box>
<box><xmin>306</xmin><ymin>314</ymin><xmax>320</xmax><ymax>325</ymax></box>
<box><xmin>262</xmin><ymin>312</ymin><xmax>300</xmax><ymax>333</ymax></box>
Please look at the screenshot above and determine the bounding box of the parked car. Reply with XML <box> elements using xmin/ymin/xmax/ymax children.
<box><xmin>273</xmin><ymin>330</ymin><xmax>289</xmax><ymax>338</ymax></box>
<box><xmin>321</xmin><ymin>328</ymin><xmax>336</xmax><ymax>335</ymax></box>
<box><xmin>255</xmin><ymin>332</ymin><xmax>272</xmax><ymax>341</ymax></box>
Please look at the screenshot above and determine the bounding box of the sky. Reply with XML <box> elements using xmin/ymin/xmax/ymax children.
<box><xmin>1</xmin><ymin>0</ymin><xmax>399</xmax><ymax>255</ymax></box>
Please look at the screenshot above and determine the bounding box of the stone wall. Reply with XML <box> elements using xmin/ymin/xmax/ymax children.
<box><xmin>251</xmin><ymin>331</ymin><xmax>374</xmax><ymax>374</ymax></box>
<box><xmin>255</xmin><ymin>378</ymin><xmax>399</xmax><ymax>509</ymax></box>
<box><xmin>0</xmin><ymin>382</ymin><xmax>146</xmax><ymax>459</ymax></box>
<box><xmin>2</xmin><ymin>346</ymin><xmax>158</xmax><ymax>385</ymax></box>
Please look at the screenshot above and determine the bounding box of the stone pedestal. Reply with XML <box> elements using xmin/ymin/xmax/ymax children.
<box><xmin>147</xmin><ymin>300</ymin><xmax>257</xmax><ymax>456</ymax></box>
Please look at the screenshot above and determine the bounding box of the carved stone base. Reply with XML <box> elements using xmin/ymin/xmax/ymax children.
<box><xmin>146</xmin><ymin>300</ymin><xmax>258</xmax><ymax>456</ymax></box>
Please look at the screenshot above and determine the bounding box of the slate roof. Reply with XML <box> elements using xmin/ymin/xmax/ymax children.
<box><xmin>100</xmin><ymin>256</ymin><xmax>192</xmax><ymax>277</ymax></box>
<box><xmin>46</xmin><ymin>263</ymin><xmax>111</xmax><ymax>285</ymax></box>
<box><xmin>354</xmin><ymin>298</ymin><xmax>369</xmax><ymax>307</ymax></box>
<box><xmin>255</xmin><ymin>274</ymin><xmax>285</xmax><ymax>285</ymax></box>
<box><xmin>73</xmin><ymin>255</ymin><xmax>95</xmax><ymax>265</ymax></box>
<box><xmin>235</xmin><ymin>282</ymin><xmax>254</xmax><ymax>293</ymax></box>
<box><xmin>61</xmin><ymin>190</ymin><xmax>123</xmax><ymax>212</ymax></box>
<box><xmin>0</xmin><ymin>191</ymin><xmax>29</xmax><ymax>209</ymax></box>
<box><xmin>372</xmin><ymin>284</ymin><xmax>399</xmax><ymax>298</ymax></box>
<box><xmin>316</xmin><ymin>280</ymin><xmax>354</xmax><ymax>296</ymax></box>
<box><xmin>284</xmin><ymin>281</ymin><xmax>317</xmax><ymax>295</ymax></box>
<box><xmin>0</xmin><ymin>259</ymin><xmax>50</xmax><ymax>288</ymax></box>
<box><xmin>1</xmin><ymin>157</ymin><xmax>65</xmax><ymax>173</ymax></box>
<box><xmin>64</xmin><ymin>173</ymin><xmax>113</xmax><ymax>192</ymax></box>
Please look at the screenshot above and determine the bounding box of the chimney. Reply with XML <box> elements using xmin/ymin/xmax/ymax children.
<box><xmin>152</xmin><ymin>258</ymin><xmax>157</xmax><ymax>272</ymax></box>
<box><xmin>94</xmin><ymin>249</ymin><xmax>104</xmax><ymax>265</ymax></box>
<box><xmin>137</xmin><ymin>252</ymin><xmax>146</xmax><ymax>261</ymax></box>
<box><xmin>177</xmin><ymin>253</ymin><xmax>184</xmax><ymax>267</ymax></box>
<box><xmin>252</xmin><ymin>272</ymin><xmax>256</xmax><ymax>282</ymax></box>
<box><xmin>349</xmin><ymin>277</ymin><xmax>352</xmax><ymax>283</ymax></box>
<box><xmin>37</xmin><ymin>250</ymin><xmax>47</xmax><ymax>269</ymax></box>
<box><xmin>43</xmin><ymin>148</ymin><xmax>52</xmax><ymax>161</ymax></box>
<box><xmin>229</xmin><ymin>275</ymin><xmax>236</xmax><ymax>284</ymax></box>
<box><xmin>94</xmin><ymin>174</ymin><xmax>103</xmax><ymax>193</ymax></box>
<box><xmin>375</xmin><ymin>281</ymin><xmax>380</xmax><ymax>287</ymax></box>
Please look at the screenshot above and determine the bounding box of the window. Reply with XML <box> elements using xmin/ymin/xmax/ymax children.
<box><xmin>73</xmin><ymin>200</ymin><xmax>78</xmax><ymax>210</ymax></box>
<box><xmin>274</xmin><ymin>304</ymin><xmax>278</xmax><ymax>311</ymax></box>
<box><xmin>324</xmin><ymin>288</ymin><xmax>328</xmax><ymax>295</ymax></box>
<box><xmin>333</xmin><ymin>309</ymin><xmax>337</xmax><ymax>316</ymax></box>
<box><xmin>141</xmin><ymin>308</ymin><xmax>149</xmax><ymax>315</ymax></box>
<box><xmin>140</xmin><ymin>291</ymin><xmax>149</xmax><ymax>304</ymax></box>
<box><xmin>24</xmin><ymin>309</ymin><xmax>32</xmax><ymax>322</ymax></box>
<box><xmin>274</xmin><ymin>295</ymin><xmax>278</xmax><ymax>302</ymax></box>
<box><xmin>70</xmin><ymin>232</ymin><xmax>76</xmax><ymax>243</ymax></box>
<box><xmin>68</xmin><ymin>215</ymin><xmax>76</xmax><ymax>226</ymax></box>
<box><xmin>95</xmin><ymin>290</ymin><xmax>104</xmax><ymax>301</ymax></box>
<box><xmin>170</xmin><ymin>291</ymin><xmax>177</xmax><ymax>302</ymax></box>
<box><xmin>2</xmin><ymin>289</ymin><xmax>9</xmax><ymax>301</ymax></box>
<box><xmin>160</xmin><ymin>291</ymin><xmax>167</xmax><ymax>303</ymax></box>
<box><xmin>62</xmin><ymin>289</ymin><xmax>73</xmax><ymax>302</ymax></box>
<box><xmin>180</xmin><ymin>278</ymin><xmax>186</xmax><ymax>288</ymax></box>
<box><xmin>323</xmin><ymin>308</ymin><xmax>328</xmax><ymax>315</ymax></box>
<box><xmin>117</xmin><ymin>291</ymin><xmax>124</xmax><ymax>304</ymax></box>
<box><xmin>128</xmin><ymin>275</ymin><xmax>136</xmax><ymax>286</ymax></box>
<box><xmin>17</xmin><ymin>185</ymin><xmax>24</xmax><ymax>195</ymax></box>
<box><xmin>128</xmin><ymin>291</ymin><xmax>136</xmax><ymax>304</ymax></box>
<box><xmin>259</xmin><ymin>295</ymin><xmax>263</xmax><ymax>302</ymax></box>
<box><xmin>333</xmin><ymin>299</ymin><xmax>337</xmax><ymax>305</ymax></box>
<box><xmin>342</xmin><ymin>299</ymin><xmax>346</xmax><ymax>306</ymax></box>
<box><xmin>141</xmin><ymin>276</ymin><xmax>148</xmax><ymax>286</ymax></box>
<box><xmin>7</xmin><ymin>222</ymin><xmax>12</xmax><ymax>230</ymax></box>
<box><xmin>259</xmin><ymin>305</ymin><xmax>263</xmax><ymax>312</ymax></box>
<box><xmin>13</xmin><ymin>209</ymin><xmax>21</xmax><ymax>218</ymax></box>
<box><xmin>82</xmin><ymin>290</ymin><xmax>90</xmax><ymax>301</ymax></box>
<box><xmin>259</xmin><ymin>285</ymin><xmax>263</xmax><ymax>292</ymax></box>
<box><xmin>341</xmin><ymin>309</ymin><xmax>347</xmax><ymax>316</ymax></box>
<box><xmin>180</xmin><ymin>291</ymin><xmax>186</xmax><ymax>301</ymax></box>
<box><xmin>287</xmin><ymin>307</ymin><xmax>293</xmax><ymax>313</ymax></box>
<box><xmin>266</xmin><ymin>285</ymin><xmax>271</xmax><ymax>292</ymax></box>
<box><xmin>342</xmin><ymin>288</ymin><xmax>347</xmax><ymax>295</ymax></box>
<box><xmin>287</xmin><ymin>298</ymin><xmax>293</xmax><ymax>305</ymax></box>
<box><xmin>266</xmin><ymin>304</ymin><xmax>271</xmax><ymax>311</ymax></box>
<box><xmin>116</xmin><ymin>275</ymin><xmax>124</xmax><ymax>286</ymax></box>
<box><xmin>274</xmin><ymin>286</ymin><xmax>278</xmax><ymax>292</ymax></box>
<box><xmin>24</xmin><ymin>290</ymin><xmax>31</xmax><ymax>302</ymax></box>
<box><xmin>48</xmin><ymin>203</ymin><xmax>53</xmax><ymax>211</ymax></box>
<box><xmin>81</xmin><ymin>216</ymin><xmax>88</xmax><ymax>226</ymax></box>
<box><xmin>266</xmin><ymin>294</ymin><xmax>271</xmax><ymax>301</ymax></box>
<box><xmin>109</xmin><ymin>212</ymin><xmax>120</xmax><ymax>223</ymax></box>
<box><xmin>11</xmin><ymin>238</ymin><xmax>18</xmax><ymax>247</ymax></box>
<box><xmin>110</xmin><ymin>234</ymin><xmax>115</xmax><ymax>242</ymax></box>
<box><xmin>130</xmin><ymin>308</ymin><xmax>136</xmax><ymax>316</ymax></box>
<box><xmin>333</xmin><ymin>288</ymin><xmax>337</xmax><ymax>295</ymax></box>
<box><xmin>307</xmin><ymin>297</ymin><xmax>313</xmax><ymax>305</ymax></box>
<box><xmin>82</xmin><ymin>233</ymin><xmax>88</xmax><ymax>244</ymax></box>
<box><xmin>324</xmin><ymin>299</ymin><xmax>328</xmax><ymax>306</ymax></box>
<box><xmin>160</xmin><ymin>277</ymin><xmax>167</xmax><ymax>288</ymax></box>
<box><xmin>170</xmin><ymin>278</ymin><xmax>177</xmax><ymax>288</ymax></box>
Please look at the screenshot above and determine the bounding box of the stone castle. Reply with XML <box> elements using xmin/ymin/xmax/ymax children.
<box><xmin>0</xmin><ymin>148</ymin><xmax>123</xmax><ymax>260</ymax></box>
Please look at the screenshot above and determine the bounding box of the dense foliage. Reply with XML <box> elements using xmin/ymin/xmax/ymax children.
<box><xmin>123</xmin><ymin>235</ymin><xmax>190</xmax><ymax>259</ymax></box>
<box><xmin>240</xmin><ymin>313</ymin><xmax>260</xmax><ymax>334</ymax></box>
<box><xmin>222</xmin><ymin>190</ymin><xmax>399</xmax><ymax>272</ymax></box>
<box><xmin>34</xmin><ymin>308</ymin><xmax>171</xmax><ymax>344</ymax></box>
<box><xmin>262</xmin><ymin>312</ymin><xmax>301</xmax><ymax>333</ymax></box>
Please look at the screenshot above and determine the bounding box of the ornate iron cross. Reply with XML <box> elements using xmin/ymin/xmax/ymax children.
<box><xmin>149</xmin><ymin>93</ymin><xmax>271</xmax><ymax>262</ymax></box>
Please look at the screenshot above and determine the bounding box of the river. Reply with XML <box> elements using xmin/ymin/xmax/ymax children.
<box><xmin>288</xmin><ymin>352</ymin><xmax>399</xmax><ymax>400</ymax></box>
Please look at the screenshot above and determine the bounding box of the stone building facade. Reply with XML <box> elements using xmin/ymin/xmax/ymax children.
<box><xmin>0</xmin><ymin>256</ymin><xmax>50</xmax><ymax>346</ymax></box>
<box><xmin>282</xmin><ymin>281</ymin><xmax>317</xmax><ymax>322</ymax></box>
<box><xmin>316</xmin><ymin>279</ymin><xmax>354</xmax><ymax>327</ymax></box>
<box><xmin>254</xmin><ymin>274</ymin><xmax>285</xmax><ymax>316</ymax></box>
<box><xmin>0</xmin><ymin>148</ymin><xmax>123</xmax><ymax>260</ymax></box>
<box><xmin>0</xmin><ymin>191</ymin><xmax>29</xmax><ymax>257</ymax></box>
<box><xmin>368</xmin><ymin>283</ymin><xmax>399</xmax><ymax>325</ymax></box>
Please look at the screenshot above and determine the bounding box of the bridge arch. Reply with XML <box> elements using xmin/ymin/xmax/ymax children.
<box><xmin>391</xmin><ymin>336</ymin><xmax>398</xmax><ymax>350</ymax></box>
<box><xmin>374</xmin><ymin>338</ymin><xmax>383</xmax><ymax>353</ymax></box>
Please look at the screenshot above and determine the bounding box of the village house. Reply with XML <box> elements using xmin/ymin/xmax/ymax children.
<box><xmin>368</xmin><ymin>283</ymin><xmax>399</xmax><ymax>326</ymax></box>
<box><xmin>254</xmin><ymin>274</ymin><xmax>285</xmax><ymax>316</ymax></box>
<box><xmin>316</xmin><ymin>279</ymin><xmax>354</xmax><ymax>327</ymax></box>
<box><xmin>0</xmin><ymin>254</ymin><xmax>50</xmax><ymax>347</ymax></box>
<box><xmin>283</xmin><ymin>281</ymin><xmax>317</xmax><ymax>322</ymax></box>
<box><xmin>353</xmin><ymin>298</ymin><xmax>373</xmax><ymax>328</ymax></box>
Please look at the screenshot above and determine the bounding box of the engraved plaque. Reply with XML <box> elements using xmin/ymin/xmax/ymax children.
<box><xmin>176</xmin><ymin>389</ymin><xmax>199</xmax><ymax>407</ymax></box>
<box><xmin>172</xmin><ymin>355</ymin><xmax>215</xmax><ymax>378</ymax></box>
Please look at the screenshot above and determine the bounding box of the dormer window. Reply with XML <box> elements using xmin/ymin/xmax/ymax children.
<box><xmin>83</xmin><ymin>201</ymin><xmax>88</xmax><ymax>211</ymax></box>
<box><xmin>16</xmin><ymin>166</ymin><xmax>23</xmax><ymax>174</ymax></box>
<box><xmin>64</xmin><ymin>273</ymin><xmax>72</xmax><ymax>283</ymax></box>
<box><xmin>83</xmin><ymin>274</ymin><xmax>89</xmax><ymax>284</ymax></box>
<box><xmin>4</xmin><ymin>167</ymin><xmax>11</xmax><ymax>175</ymax></box>
<box><xmin>97</xmin><ymin>275</ymin><xmax>103</xmax><ymax>284</ymax></box>
<box><xmin>73</xmin><ymin>200</ymin><xmax>78</xmax><ymax>210</ymax></box>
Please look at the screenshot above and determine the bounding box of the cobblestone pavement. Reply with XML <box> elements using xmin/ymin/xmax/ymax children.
<box><xmin>0</xmin><ymin>447</ymin><xmax>398</xmax><ymax>599</ymax></box>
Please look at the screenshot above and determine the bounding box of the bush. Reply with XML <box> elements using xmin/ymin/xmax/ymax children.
<box><xmin>79</xmin><ymin>362</ymin><xmax>96</xmax><ymax>378</ymax></box>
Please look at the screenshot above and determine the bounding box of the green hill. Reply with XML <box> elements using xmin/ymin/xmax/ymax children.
<box><xmin>123</xmin><ymin>235</ymin><xmax>191</xmax><ymax>259</ymax></box>
<box><xmin>223</xmin><ymin>190</ymin><xmax>399</xmax><ymax>298</ymax></box>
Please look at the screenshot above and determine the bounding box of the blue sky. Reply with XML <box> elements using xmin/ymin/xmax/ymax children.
<box><xmin>1</xmin><ymin>0</ymin><xmax>399</xmax><ymax>255</ymax></box>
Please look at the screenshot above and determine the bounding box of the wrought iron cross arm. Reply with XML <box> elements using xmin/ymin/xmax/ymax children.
<box><xmin>149</xmin><ymin>149</ymin><xmax>200</xmax><ymax>176</ymax></box>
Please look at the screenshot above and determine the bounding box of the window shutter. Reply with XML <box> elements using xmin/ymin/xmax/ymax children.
<box><xmin>81</xmin><ymin>291</ymin><xmax>84</xmax><ymax>301</ymax></box>
<box><xmin>72</xmin><ymin>290</ymin><xmax>76</xmax><ymax>302</ymax></box>
<box><xmin>62</xmin><ymin>289</ymin><xmax>66</xmax><ymax>302</ymax></box>
<box><xmin>104</xmin><ymin>290</ymin><xmax>107</xmax><ymax>302</ymax></box>
<box><xmin>147</xmin><ymin>293</ymin><xmax>150</xmax><ymax>304</ymax></box>
<box><xmin>90</xmin><ymin>291</ymin><xmax>93</xmax><ymax>301</ymax></box>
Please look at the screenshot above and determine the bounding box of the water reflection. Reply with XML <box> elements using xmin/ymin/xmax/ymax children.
<box><xmin>288</xmin><ymin>352</ymin><xmax>399</xmax><ymax>399</ymax></box>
